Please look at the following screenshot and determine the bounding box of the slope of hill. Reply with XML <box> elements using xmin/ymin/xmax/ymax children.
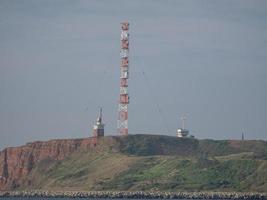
<box><xmin>0</xmin><ymin>134</ymin><xmax>266</xmax><ymax>192</ymax></box>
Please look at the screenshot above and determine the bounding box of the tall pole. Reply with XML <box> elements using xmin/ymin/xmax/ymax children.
<box><xmin>99</xmin><ymin>107</ymin><xmax>102</xmax><ymax>123</ymax></box>
<box><xmin>118</xmin><ymin>22</ymin><xmax>130</xmax><ymax>136</ymax></box>
<box><xmin>181</xmin><ymin>116</ymin><xmax>186</xmax><ymax>129</ymax></box>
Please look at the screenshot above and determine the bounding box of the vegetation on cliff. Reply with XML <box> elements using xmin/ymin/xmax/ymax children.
<box><xmin>0</xmin><ymin>134</ymin><xmax>266</xmax><ymax>192</ymax></box>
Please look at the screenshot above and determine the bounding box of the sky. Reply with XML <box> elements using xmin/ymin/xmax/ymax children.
<box><xmin>0</xmin><ymin>0</ymin><xmax>267</xmax><ymax>150</ymax></box>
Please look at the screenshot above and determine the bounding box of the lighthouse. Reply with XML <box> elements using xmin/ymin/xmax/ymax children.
<box><xmin>93</xmin><ymin>108</ymin><xmax>104</xmax><ymax>137</ymax></box>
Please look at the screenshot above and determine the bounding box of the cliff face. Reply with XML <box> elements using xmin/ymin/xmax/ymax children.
<box><xmin>0</xmin><ymin>138</ymin><xmax>97</xmax><ymax>190</ymax></box>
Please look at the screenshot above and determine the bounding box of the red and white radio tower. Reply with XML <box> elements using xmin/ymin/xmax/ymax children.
<box><xmin>118</xmin><ymin>22</ymin><xmax>130</xmax><ymax>136</ymax></box>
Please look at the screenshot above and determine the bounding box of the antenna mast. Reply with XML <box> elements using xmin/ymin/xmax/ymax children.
<box><xmin>118</xmin><ymin>22</ymin><xmax>130</xmax><ymax>136</ymax></box>
<box><xmin>181</xmin><ymin>116</ymin><xmax>187</xmax><ymax>129</ymax></box>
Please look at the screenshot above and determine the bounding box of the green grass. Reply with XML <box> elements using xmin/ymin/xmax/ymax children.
<box><xmin>16</xmin><ymin>134</ymin><xmax>267</xmax><ymax>192</ymax></box>
<box><xmin>100</xmin><ymin>156</ymin><xmax>264</xmax><ymax>192</ymax></box>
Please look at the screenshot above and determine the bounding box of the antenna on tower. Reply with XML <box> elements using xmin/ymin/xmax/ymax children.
<box><xmin>242</xmin><ymin>129</ymin><xmax>245</xmax><ymax>141</ymax></box>
<box><xmin>181</xmin><ymin>116</ymin><xmax>187</xmax><ymax>130</ymax></box>
<box><xmin>98</xmin><ymin>107</ymin><xmax>102</xmax><ymax>123</ymax></box>
<box><xmin>99</xmin><ymin>107</ymin><xmax>102</xmax><ymax>117</ymax></box>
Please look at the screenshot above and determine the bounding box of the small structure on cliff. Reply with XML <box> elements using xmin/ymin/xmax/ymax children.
<box><xmin>93</xmin><ymin>108</ymin><xmax>104</xmax><ymax>137</ymax></box>
<box><xmin>177</xmin><ymin>116</ymin><xmax>194</xmax><ymax>138</ymax></box>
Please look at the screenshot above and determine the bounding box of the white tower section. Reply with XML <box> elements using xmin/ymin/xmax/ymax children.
<box><xmin>93</xmin><ymin>108</ymin><xmax>104</xmax><ymax>137</ymax></box>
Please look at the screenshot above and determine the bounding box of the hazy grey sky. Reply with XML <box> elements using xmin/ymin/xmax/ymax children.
<box><xmin>1</xmin><ymin>0</ymin><xmax>267</xmax><ymax>149</ymax></box>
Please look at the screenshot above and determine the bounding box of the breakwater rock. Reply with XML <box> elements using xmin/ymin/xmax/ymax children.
<box><xmin>0</xmin><ymin>191</ymin><xmax>267</xmax><ymax>199</ymax></box>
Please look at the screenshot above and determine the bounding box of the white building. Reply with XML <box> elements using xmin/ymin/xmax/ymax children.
<box><xmin>176</xmin><ymin>116</ymin><xmax>195</xmax><ymax>138</ymax></box>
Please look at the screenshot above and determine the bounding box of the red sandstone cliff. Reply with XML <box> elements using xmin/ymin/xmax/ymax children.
<box><xmin>0</xmin><ymin>138</ymin><xmax>98</xmax><ymax>190</ymax></box>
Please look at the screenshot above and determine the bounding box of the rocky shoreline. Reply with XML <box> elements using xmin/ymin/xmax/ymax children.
<box><xmin>0</xmin><ymin>191</ymin><xmax>267</xmax><ymax>199</ymax></box>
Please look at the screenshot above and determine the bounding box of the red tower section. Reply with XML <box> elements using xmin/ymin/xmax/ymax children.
<box><xmin>118</xmin><ymin>22</ymin><xmax>130</xmax><ymax>136</ymax></box>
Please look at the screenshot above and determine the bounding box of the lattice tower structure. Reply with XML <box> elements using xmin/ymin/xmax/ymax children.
<box><xmin>118</xmin><ymin>22</ymin><xmax>130</xmax><ymax>136</ymax></box>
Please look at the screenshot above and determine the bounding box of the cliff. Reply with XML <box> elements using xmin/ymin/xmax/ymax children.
<box><xmin>0</xmin><ymin>137</ymin><xmax>99</xmax><ymax>190</ymax></box>
<box><xmin>0</xmin><ymin>134</ymin><xmax>266</xmax><ymax>192</ymax></box>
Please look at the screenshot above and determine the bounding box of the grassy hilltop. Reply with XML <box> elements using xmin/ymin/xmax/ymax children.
<box><xmin>18</xmin><ymin>134</ymin><xmax>267</xmax><ymax>192</ymax></box>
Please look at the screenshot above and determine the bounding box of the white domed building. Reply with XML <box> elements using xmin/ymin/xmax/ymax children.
<box><xmin>176</xmin><ymin>116</ymin><xmax>195</xmax><ymax>138</ymax></box>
